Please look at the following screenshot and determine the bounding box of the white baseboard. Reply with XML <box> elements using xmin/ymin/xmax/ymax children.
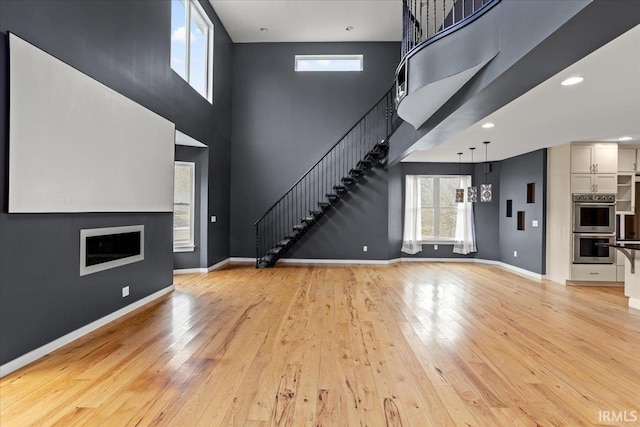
<box><xmin>173</xmin><ymin>268</ymin><xmax>208</xmax><ymax>274</ymax></box>
<box><xmin>208</xmin><ymin>258</ymin><xmax>231</xmax><ymax>271</ymax></box>
<box><xmin>173</xmin><ymin>258</ymin><xmax>232</xmax><ymax>274</ymax></box>
<box><xmin>229</xmin><ymin>257</ymin><xmax>255</xmax><ymax>264</ymax></box>
<box><xmin>0</xmin><ymin>284</ymin><xmax>174</xmax><ymax>378</ymax></box>
<box><xmin>475</xmin><ymin>259</ymin><xmax>544</xmax><ymax>280</ymax></box>
<box><xmin>629</xmin><ymin>297</ymin><xmax>640</xmax><ymax>311</ymax></box>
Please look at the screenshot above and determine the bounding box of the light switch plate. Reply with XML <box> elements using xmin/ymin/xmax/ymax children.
<box><xmin>532</xmin><ymin>220</ymin><xmax>539</xmax><ymax>227</ymax></box>
<box><xmin>363</xmin><ymin>246</ymin><xmax>368</xmax><ymax>252</ymax></box>
<box><xmin>122</xmin><ymin>286</ymin><xmax>130</xmax><ymax>297</ymax></box>
<box><xmin>211</xmin><ymin>215</ymin><xmax>217</xmax><ymax>223</ymax></box>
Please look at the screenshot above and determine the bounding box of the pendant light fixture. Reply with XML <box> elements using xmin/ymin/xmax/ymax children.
<box><xmin>467</xmin><ymin>147</ymin><xmax>478</xmax><ymax>203</ymax></box>
<box><xmin>455</xmin><ymin>152</ymin><xmax>465</xmax><ymax>203</ymax></box>
<box><xmin>481</xmin><ymin>141</ymin><xmax>492</xmax><ymax>202</ymax></box>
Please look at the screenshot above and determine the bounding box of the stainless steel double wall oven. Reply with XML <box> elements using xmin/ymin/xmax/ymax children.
<box><xmin>572</xmin><ymin>194</ymin><xmax>616</xmax><ymax>264</ymax></box>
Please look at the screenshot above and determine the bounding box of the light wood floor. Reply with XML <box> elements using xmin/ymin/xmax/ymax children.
<box><xmin>1</xmin><ymin>263</ymin><xmax>639</xmax><ymax>426</ymax></box>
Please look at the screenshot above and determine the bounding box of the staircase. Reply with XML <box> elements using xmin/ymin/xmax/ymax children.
<box><xmin>254</xmin><ymin>85</ymin><xmax>402</xmax><ymax>268</ymax></box>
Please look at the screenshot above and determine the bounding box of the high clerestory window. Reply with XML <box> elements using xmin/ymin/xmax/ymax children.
<box><xmin>171</xmin><ymin>0</ymin><xmax>214</xmax><ymax>102</ymax></box>
<box><xmin>294</xmin><ymin>55</ymin><xmax>364</xmax><ymax>72</ymax></box>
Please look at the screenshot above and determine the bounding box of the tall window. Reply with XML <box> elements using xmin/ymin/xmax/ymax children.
<box><xmin>419</xmin><ymin>176</ymin><xmax>460</xmax><ymax>240</ymax></box>
<box><xmin>171</xmin><ymin>0</ymin><xmax>213</xmax><ymax>102</ymax></box>
<box><xmin>174</xmin><ymin>162</ymin><xmax>195</xmax><ymax>251</ymax></box>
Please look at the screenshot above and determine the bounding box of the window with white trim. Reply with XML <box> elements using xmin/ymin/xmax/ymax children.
<box><xmin>295</xmin><ymin>55</ymin><xmax>363</xmax><ymax>72</ymax></box>
<box><xmin>171</xmin><ymin>0</ymin><xmax>214</xmax><ymax>102</ymax></box>
<box><xmin>418</xmin><ymin>175</ymin><xmax>463</xmax><ymax>241</ymax></box>
<box><xmin>174</xmin><ymin>161</ymin><xmax>195</xmax><ymax>251</ymax></box>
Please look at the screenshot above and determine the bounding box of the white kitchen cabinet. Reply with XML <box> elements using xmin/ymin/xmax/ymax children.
<box><xmin>616</xmin><ymin>173</ymin><xmax>635</xmax><ymax>214</ymax></box>
<box><xmin>595</xmin><ymin>144</ymin><xmax>618</xmax><ymax>173</ymax></box>
<box><xmin>571</xmin><ymin>174</ymin><xmax>617</xmax><ymax>193</ymax></box>
<box><xmin>571</xmin><ymin>264</ymin><xmax>617</xmax><ymax>282</ymax></box>
<box><xmin>571</xmin><ymin>145</ymin><xmax>593</xmax><ymax>173</ymax></box>
<box><xmin>618</xmin><ymin>148</ymin><xmax>637</xmax><ymax>172</ymax></box>
<box><xmin>571</xmin><ymin>143</ymin><xmax>618</xmax><ymax>174</ymax></box>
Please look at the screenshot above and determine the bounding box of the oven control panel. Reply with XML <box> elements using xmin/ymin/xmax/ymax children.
<box><xmin>573</xmin><ymin>193</ymin><xmax>616</xmax><ymax>202</ymax></box>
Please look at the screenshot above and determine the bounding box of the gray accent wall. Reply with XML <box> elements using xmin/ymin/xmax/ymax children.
<box><xmin>389</xmin><ymin>150</ymin><xmax>545</xmax><ymax>274</ymax></box>
<box><xmin>0</xmin><ymin>0</ymin><xmax>232</xmax><ymax>365</ymax></box>
<box><xmin>498</xmin><ymin>149</ymin><xmax>547</xmax><ymax>274</ymax></box>
<box><xmin>391</xmin><ymin>162</ymin><xmax>499</xmax><ymax>260</ymax></box>
<box><xmin>230</xmin><ymin>42</ymin><xmax>400</xmax><ymax>259</ymax></box>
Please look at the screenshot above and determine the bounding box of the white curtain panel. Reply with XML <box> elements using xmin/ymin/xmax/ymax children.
<box><xmin>401</xmin><ymin>175</ymin><xmax>422</xmax><ymax>254</ymax></box>
<box><xmin>453</xmin><ymin>175</ymin><xmax>477</xmax><ymax>255</ymax></box>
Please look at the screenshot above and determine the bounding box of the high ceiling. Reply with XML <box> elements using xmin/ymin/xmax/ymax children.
<box><xmin>208</xmin><ymin>2</ymin><xmax>639</xmax><ymax>163</ymax></box>
<box><xmin>209</xmin><ymin>0</ymin><xmax>402</xmax><ymax>43</ymax></box>
<box><xmin>402</xmin><ymin>24</ymin><xmax>640</xmax><ymax>163</ymax></box>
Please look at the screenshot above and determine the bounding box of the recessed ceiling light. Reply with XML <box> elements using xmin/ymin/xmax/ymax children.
<box><xmin>561</xmin><ymin>76</ymin><xmax>584</xmax><ymax>86</ymax></box>
<box><xmin>259</xmin><ymin>27</ymin><xmax>268</xmax><ymax>32</ymax></box>
<box><xmin>346</xmin><ymin>26</ymin><xmax>354</xmax><ymax>31</ymax></box>
<box><xmin>481</xmin><ymin>122</ymin><xmax>495</xmax><ymax>129</ymax></box>
<box><xmin>619</xmin><ymin>136</ymin><xmax>633</xmax><ymax>141</ymax></box>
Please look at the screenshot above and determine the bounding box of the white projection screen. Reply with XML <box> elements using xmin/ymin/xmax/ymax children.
<box><xmin>8</xmin><ymin>34</ymin><xmax>175</xmax><ymax>213</ymax></box>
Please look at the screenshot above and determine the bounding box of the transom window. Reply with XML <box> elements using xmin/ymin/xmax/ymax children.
<box><xmin>294</xmin><ymin>55</ymin><xmax>364</xmax><ymax>72</ymax></box>
<box><xmin>174</xmin><ymin>161</ymin><xmax>195</xmax><ymax>251</ymax></box>
<box><xmin>418</xmin><ymin>176</ymin><xmax>462</xmax><ymax>241</ymax></box>
<box><xmin>171</xmin><ymin>0</ymin><xmax>214</xmax><ymax>102</ymax></box>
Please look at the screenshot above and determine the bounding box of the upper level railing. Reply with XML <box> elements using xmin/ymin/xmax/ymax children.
<box><xmin>402</xmin><ymin>0</ymin><xmax>498</xmax><ymax>58</ymax></box>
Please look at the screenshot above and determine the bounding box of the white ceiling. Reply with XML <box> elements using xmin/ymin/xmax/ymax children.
<box><xmin>209</xmin><ymin>0</ymin><xmax>402</xmax><ymax>43</ymax></box>
<box><xmin>403</xmin><ymin>24</ymin><xmax>640</xmax><ymax>163</ymax></box>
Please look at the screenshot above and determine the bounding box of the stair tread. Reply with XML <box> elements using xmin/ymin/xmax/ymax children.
<box><xmin>277</xmin><ymin>239</ymin><xmax>292</xmax><ymax>247</ymax></box>
<box><xmin>349</xmin><ymin>168</ymin><xmax>364</xmax><ymax>176</ymax></box>
<box><xmin>333</xmin><ymin>185</ymin><xmax>347</xmax><ymax>191</ymax></box>
<box><xmin>309</xmin><ymin>210</ymin><xmax>323</xmax><ymax>216</ymax></box>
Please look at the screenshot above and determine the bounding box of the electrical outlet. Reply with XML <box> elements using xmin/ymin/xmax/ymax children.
<box><xmin>514</xmin><ymin>251</ymin><xmax>518</xmax><ymax>258</ymax></box>
<box><xmin>122</xmin><ymin>286</ymin><xmax>130</xmax><ymax>297</ymax></box>
<box><xmin>211</xmin><ymin>215</ymin><xmax>217</xmax><ymax>223</ymax></box>
<box><xmin>363</xmin><ymin>245</ymin><xmax>368</xmax><ymax>252</ymax></box>
<box><xmin>532</xmin><ymin>220</ymin><xmax>539</xmax><ymax>227</ymax></box>
<box><xmin>434</xmin><ymin>244</ymin><xmax>438</xmax><ymax>250</ymax></box>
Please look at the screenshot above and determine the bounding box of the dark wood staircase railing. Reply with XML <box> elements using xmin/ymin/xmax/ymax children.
<box><xmin>254</xmin><ymin>85</ymin><xmax>402</xmax><ymax>268</ymax></box>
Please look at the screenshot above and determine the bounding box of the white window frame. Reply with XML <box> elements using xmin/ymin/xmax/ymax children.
<box><xmin>174</xmin><ymin>161</ymin><xmax>196</xmax><ymax>252</ymax></box>
<box><xmin>171</xmin><ymin>0</ymin><xmax>214</xmax><ymax>103</ymax></box>
<box><xmin>416</xmin><ymin>175</ymin><xmax>467</xmax><ymax>244</ymax></box>
<box><xmin>294</xmin><ymin>54</ymin><xmax>364</xmax><ymax>72</ymax></box>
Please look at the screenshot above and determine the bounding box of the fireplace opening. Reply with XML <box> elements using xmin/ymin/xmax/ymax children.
<box><xmin>80</xmin><ymin>225</ymin><xmax>144</xmax><ymax>276</ymax></box>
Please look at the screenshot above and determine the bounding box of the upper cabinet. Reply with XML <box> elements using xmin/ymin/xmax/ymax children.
<box><xmin>570</xmin><ymin>145</ymin><xmax>594</xmax><ymax>173</ymax></box>
<box><xmin>618</xmin><ymin>148</ymin><xmax>638</xmax><ymax>172</ymax></box>
<box><xmin>571</xmin><ymin>143</ymin><xmax>618</xmax><ymax>174</ymax></box>
<box><xmin>571</xmin><ymin>174</ymin><xmax>618</xmax><ymax>194</ymax></box>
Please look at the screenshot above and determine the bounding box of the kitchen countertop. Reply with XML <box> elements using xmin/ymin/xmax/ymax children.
<box><xmin>598</xmin><ymin>242</ymin><xmax>640</xmax><ymax>310</ymax></box>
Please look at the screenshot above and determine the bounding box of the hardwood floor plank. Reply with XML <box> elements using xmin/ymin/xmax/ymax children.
<box><xmin>1</xmin><ymin>263</ymin><xmax>639</xmax><ymax>426</ymax></box>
